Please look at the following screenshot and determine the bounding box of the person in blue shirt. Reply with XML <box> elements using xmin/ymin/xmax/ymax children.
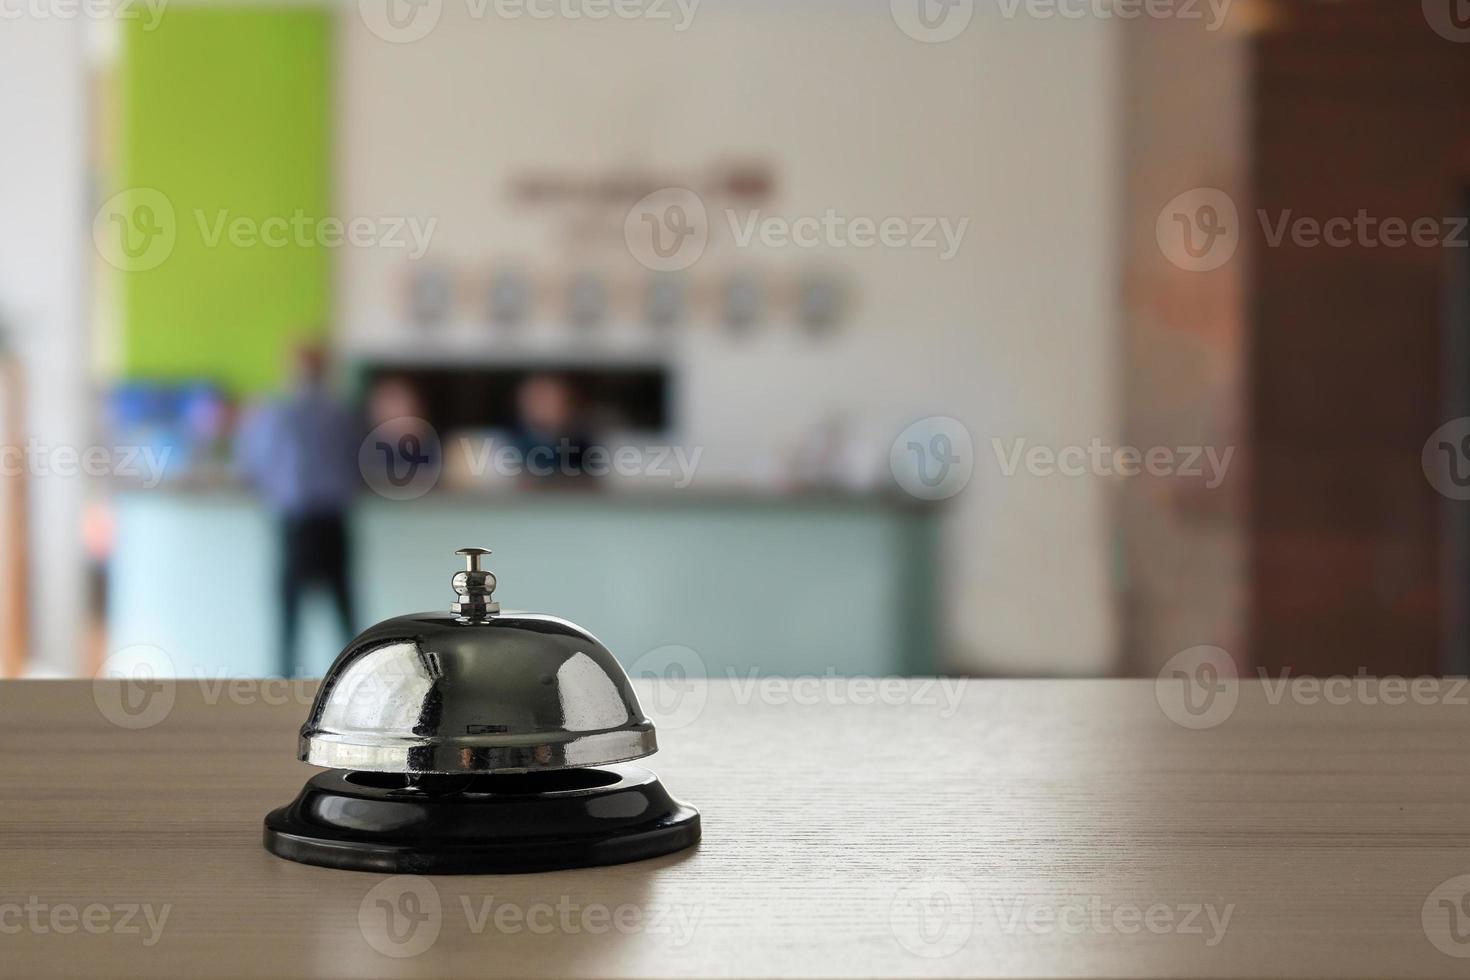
<box><xmin>509</xmin><ymin>372</ymin><xmax>598</xmax><ymax>487</ymax></box>
<box><xmin>235</xmin><ymin>344</ymin><xmax>361</xmax><ymax>677</ymax></box>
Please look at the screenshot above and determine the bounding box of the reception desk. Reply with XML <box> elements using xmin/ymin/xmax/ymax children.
<box><xmin>106</xmin><ymin>489</ymin><xmax>940</xmax><ymax>678</ymax></box>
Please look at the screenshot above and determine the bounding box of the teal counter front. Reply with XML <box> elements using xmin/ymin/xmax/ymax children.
<box><xmin>106</xmin><ymin>490</ymin><xmax>940</xmax><ymax>679</ymax></box>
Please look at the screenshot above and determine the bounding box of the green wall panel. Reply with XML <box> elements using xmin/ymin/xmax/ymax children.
<box><xmin>118</xmin><ymin>8</ymin><xmax>332</xmax><ymax>394</ymax></box>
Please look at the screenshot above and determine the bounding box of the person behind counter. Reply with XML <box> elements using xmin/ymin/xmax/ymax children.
<box><xmin>511</xmin><ymin>372</ymin><xmax>600</xmax><ymax>487</ymax></box>
<box><xmin>234</xmin><ymin>344</ymin><xmax>361</xmax><ymax>677</ymax></box>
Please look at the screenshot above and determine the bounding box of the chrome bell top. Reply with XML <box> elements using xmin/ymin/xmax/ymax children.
<box><xmin>299</xmin><ymin>548</ymin><xmax>656</xmax><ymax>774</ymax></box>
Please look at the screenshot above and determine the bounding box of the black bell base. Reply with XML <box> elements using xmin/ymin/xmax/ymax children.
<box><xmin>263</xmin><ymin>765</ymin><xmax>700</xmax><ymax>874</ymax></box>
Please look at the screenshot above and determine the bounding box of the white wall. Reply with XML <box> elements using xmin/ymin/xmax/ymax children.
<box><xmin>0</xmin><ymin>20</ymin><xmax>89</xmax><ymax>675</ymax></box>
<box><xmin>338</xmin><ymin>1</ymin><xmax>1121</xmax><ymax>674</ymax></box>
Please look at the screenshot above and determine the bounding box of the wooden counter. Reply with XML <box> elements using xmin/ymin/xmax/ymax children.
<box><xmin>3</xmin><ymin>678</ymin><xmax>1470</xmax><ymax>978</ymax></box>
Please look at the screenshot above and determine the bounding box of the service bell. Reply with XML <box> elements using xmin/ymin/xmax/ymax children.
<box><xmin>263</xmin><ymin>548</ymin><xmax>700</xmax><ymax>874</ymax></box>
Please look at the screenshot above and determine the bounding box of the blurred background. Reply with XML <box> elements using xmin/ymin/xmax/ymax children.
<box><xmin>0</xmin><ymin>0</ymin><xmax>1465</xmax><ymax>681</ymax></box>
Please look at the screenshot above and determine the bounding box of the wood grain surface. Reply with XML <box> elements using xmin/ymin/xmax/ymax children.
<box><xmin>3</xmin><ymin>677</ymin><xmax>1470</xmax><ymax>978</ymax></box>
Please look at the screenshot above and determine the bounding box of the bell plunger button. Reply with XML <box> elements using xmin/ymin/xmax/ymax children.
<box><xmin>451</xmin><ymin>546</ymin><xmax>500</xmax><ymax>619</ymax></box>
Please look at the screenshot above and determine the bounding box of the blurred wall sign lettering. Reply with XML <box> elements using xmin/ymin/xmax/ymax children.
<box><xmin>510</xmin><ymin>160</ymin><xmax>775</xmax><ymax>209</ymax></box>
